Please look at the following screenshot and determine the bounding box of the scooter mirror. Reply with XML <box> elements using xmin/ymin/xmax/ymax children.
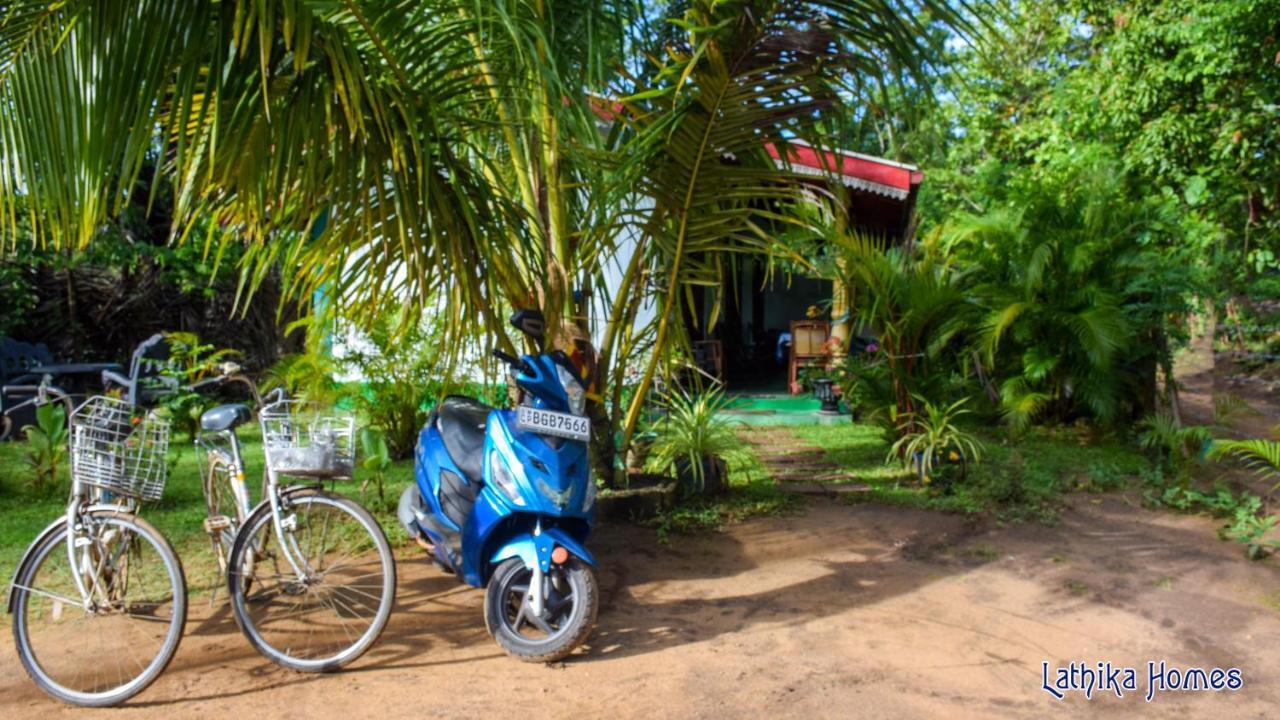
<box><xmin>510</xmin><ymin>309</ymin><xmax>545</xmax><ymax>340</ymax></box>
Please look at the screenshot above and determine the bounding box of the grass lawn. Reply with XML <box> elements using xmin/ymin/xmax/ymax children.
<box><xmin>0</xmin><ymin>426</ymin><xmax>418</xmax><ymax>589</ymax></box>
<box><xmin>785</xmin><ymin>422</ymin><xmax>1150</xmax><ymax>521</ymax></box>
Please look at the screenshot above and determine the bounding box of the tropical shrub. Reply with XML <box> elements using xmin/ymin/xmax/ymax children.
<box><xmin>949</xmin><ymin>150</ymin><xmax>1198</xmax><ymax>430</ymax></box>
<box><xmin>340</xmin><ymin>310</ymin><xmax>449</xmax><ymax>460</ymax></box>
<box><xmin>1136</xmin><ymin>413</ymin><xmax>1214</xmax><ymax>482</ymax></box>
<box><xmin>160</xmin><ymin>332</ymin><xmax>240</xmax><ymax>439</ymax></box>
<box><xmin>645</xmin><ymin>385</ymin><xmax>747</xmax><ymax>493</ymax></box>
<box><xmin>828</xmin><ymin>227</ymin><xmax>977</xmax><ymax>429</ymax></box>
<box><xmin>263</xmin><ymin>317</ymin><xmax>345</xmax><ymax>405</ymax></box>
<box><xmin>359</xmin><ymin>427</ymin><xmax>393</xmax><ymax>509</ymax></box>
<box><xmin>888</xmin><ymin>396</ymin><xmax>984</xmax><ymax>491</ymax></box>
<box><xmin>22</xmin><ymin>403</ymin><xmax>67</xmax><ymax>495</ymax></box>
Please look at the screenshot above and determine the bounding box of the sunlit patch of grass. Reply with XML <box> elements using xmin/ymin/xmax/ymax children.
<box><xmin>963</xmin><ymin>544</ymin><xmax>1000</xmax><ymax>561</ymax></box>
<box><xmin>751</xmin><ymin>421</ymin><xmax>1147</xmax><ymax>522</ymax></box>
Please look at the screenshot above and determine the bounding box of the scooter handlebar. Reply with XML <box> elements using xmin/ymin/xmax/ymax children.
<box><xmin>492</xmin><ymin>349</ymin><xmax>532</xmax><ymax>375</ymax></box>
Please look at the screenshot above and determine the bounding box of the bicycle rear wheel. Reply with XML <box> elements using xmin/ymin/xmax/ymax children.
<box><xmin>227</xmin><ymin>489</ymin><xmax>395</xmax><ymax>672</ymax></box>
<box><xmin>11</xmin><ymin>511</ymin><xmax>187</xmax><ymax>707</ymax></box>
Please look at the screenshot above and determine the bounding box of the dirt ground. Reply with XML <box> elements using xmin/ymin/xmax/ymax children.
<box><xmin>1</xmin><ymin>495</ymin><xmax>1277</xmax><ymax>719</ymax></box>
<box><xmin>4</xmin><ymin>330</ymin><xmax>1278</xmax><ymax>718</ymax></box>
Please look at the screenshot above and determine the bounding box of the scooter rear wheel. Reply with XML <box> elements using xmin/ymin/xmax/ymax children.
<box><xmin>484</xmin><ymin>556</ymin><xmax>598</xmax><ymax>663</ymax></box>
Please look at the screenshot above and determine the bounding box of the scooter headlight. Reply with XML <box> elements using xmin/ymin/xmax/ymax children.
<box><xmin>489</xmin><ymin>451</ymin><xmax>526</xmax><ymax>507</ymax></box>
<box><xmin>582</xmin><ymin>478</ymin><xmax>597</xmax><ymax>513</ymax></box>
<box><xmin>556</xmin><ymin>363</ymin><xmax>586</xmax><ymax>416</ymax></box>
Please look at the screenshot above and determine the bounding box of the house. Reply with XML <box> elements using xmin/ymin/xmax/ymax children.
<box><xmin>686</xmin><ymin>141</ymin><xmax>923</xmax><ymax>391</ymax></box>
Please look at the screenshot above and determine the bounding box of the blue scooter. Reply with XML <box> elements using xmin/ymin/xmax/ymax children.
<box><xmin>398</xmin><ymin>309</ymin><xmax>599</xmax><ymax>661</ymax></box>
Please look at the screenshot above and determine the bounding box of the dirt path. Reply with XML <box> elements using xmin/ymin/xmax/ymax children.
<box><xmin>1177</xmin><ymin>319</ymin><xmax>1280</xmax><ymax>438</ymax></box>
<box><xmin>2</xmin><ymin>495</ymin><xmax>1277</xmax><ymax>718</ymax></box>
<box><xmin>740</xmin><ymin>427</ymin><xmax>870</xmax><ymax>497</ymax></box>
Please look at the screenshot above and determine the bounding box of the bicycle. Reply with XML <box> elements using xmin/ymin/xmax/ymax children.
<box><xmin>189</xmin><ymin>364</ymin><xmax>396</xmax><ymax>672</ymax></box>
<box><xmin>4</xmin><ymin>380</ymin><xmax>187</xmax><ymax>707</ymax></box>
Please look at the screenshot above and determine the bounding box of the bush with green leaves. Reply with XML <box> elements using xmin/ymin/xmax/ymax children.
<box><xmin>1142</xmin><ymin>439</ymin><xmax>1280</xmax><ymax>560</ymax></box>
<box><xmin>359</xmin><ymin>426</ymin><xmax>393</xmax><ymax>509</ymax></box>
<box><xmin>948</xmin><ymin>150</ymin><xmax>1199</xmax><ymax>431</ymax></box>
<box><xmin>827</xmin><ymin>228</ymin><xmax>977</xmax><ymax>429</ymax></box>
<box><xmin>645</xmin><ymin>384</ymin><xmax>748</xmax><ymax>492</ymax></box>
<box><xmin>1218</xmin><ymin>494</ymin><xmax>1279</xmax><ymax>561</ymax></box>
<box><xmin>262</xmin><ymin>316</ymin><xmax>345</xmax><ymax>405</ymax></box>
<box><xmin>1136</xmin><ymin>412</ymin><xmax>1214</xmax><ymax>482</ymax></box>
<box><xmin>339</xmin><ymin>311</ymin><xmax>449</xmax><ymax>460</ymax></box>
<box><xmin>888</xmin><ymin>396</ymin><xmax>984</xmax><ymax>491</ymax></box>
<box><xmin>157</xmin><ymin>332</ymin><xmax>241</xmax><ymax>439</ymax></box>
<box><xmin>22</xmin><ymin>403</ymin><xmax>67</xmax><ymax>495</ymax></box>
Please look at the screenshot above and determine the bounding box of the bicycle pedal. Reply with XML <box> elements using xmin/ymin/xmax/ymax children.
<box><xmin>204</xmin><ymin>515</ymin><xmax>233</xmax><ymax>533</ymax></box>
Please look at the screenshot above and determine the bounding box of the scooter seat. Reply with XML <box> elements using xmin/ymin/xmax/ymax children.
<box><xmin>437</xmin><ymin>395</ymin><xmax>492</xmax><ymax>482</ymax></box>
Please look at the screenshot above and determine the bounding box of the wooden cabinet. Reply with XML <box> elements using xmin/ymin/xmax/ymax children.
<box><xmin>788</xmin><ymin>320</ymin><xmax>829</xmax><ymax>393</ymax></box>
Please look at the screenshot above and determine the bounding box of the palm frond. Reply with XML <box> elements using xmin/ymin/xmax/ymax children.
<box><xmin>1210</xmin><ymin>439</ymin><xmax>1280</xmax><ymax>490</ymax></box>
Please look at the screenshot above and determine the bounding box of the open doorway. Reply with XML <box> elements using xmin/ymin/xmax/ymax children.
<box><xmin>689</xmin><ymin>257</ymin><xmax>832</xmax><ymax>392</ymax></box>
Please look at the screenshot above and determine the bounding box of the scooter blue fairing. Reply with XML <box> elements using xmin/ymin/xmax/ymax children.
<box><xmin>401</xmin><ymin>353</ymin><xmax>596</xmax><ymax>588</ymax></box>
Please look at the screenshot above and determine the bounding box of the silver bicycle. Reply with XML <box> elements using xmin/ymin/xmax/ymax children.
<box><xmin>191</xmin><ymin>365</ymin><xmax>395</xmax><ymax>672</ymax></box>
<box><xmin>4</xmin><ymin>382</ymin><xmax>187</xmax><ymax>707</ymax></box>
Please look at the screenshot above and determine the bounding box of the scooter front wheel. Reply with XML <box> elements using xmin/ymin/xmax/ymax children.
<box><xmin>484</xmin><ymin>556</ymin><xmax>598</xmax><ymax>663</ymax></box>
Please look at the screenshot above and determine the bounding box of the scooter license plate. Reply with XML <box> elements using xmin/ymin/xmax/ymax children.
<box><xmin>516</xmin><ymin>406</ymin><xmax>591</xmax><ymax>442</ymax></box>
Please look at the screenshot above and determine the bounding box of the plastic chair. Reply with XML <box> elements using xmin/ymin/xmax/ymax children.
<box><xmin>102</xmin><ymin>334</ymin><xmax>179</xmax><ymax>407</ymax></box>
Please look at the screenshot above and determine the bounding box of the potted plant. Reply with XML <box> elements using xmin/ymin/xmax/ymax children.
<box><xmin>646</xmin><ymin>384</ymin><xmax>745</xmax><ymax>497</ymax></box>
<box><xmin>888</xmin><ymin>395</ymin><xmax>984</xmax><ymax>492</ymax></box>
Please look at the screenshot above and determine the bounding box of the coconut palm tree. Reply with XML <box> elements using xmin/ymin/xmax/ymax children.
<box><xmin>0</xmin><ymin>0</ymin><xmax>974</xmax><ymax>482</ymax></box>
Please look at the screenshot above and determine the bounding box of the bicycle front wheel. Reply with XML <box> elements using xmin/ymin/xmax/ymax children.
<box><xmin>227</xmin><ymin>489</ymin><xmax>395</xmax><ymax>672</ymax></box>
<box><xmin>11</xmin><ymin>511</ymin><xmax>187</xmax><ymax>707</ymax></box>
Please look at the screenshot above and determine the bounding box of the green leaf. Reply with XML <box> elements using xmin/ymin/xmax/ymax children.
<box><xmin>1183</xmin><ymin>176</ymin><xmax>1207</xmax><ymax>206</ymax></box>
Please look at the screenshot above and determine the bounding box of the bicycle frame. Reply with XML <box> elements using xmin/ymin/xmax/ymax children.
<box><xmin>192</xmin><ymin>376</ymin><xmax>325</xmax><ymax>583</ymax></box>
<box><xmin>3</xmin><ymin>382</ymin><xmax>137</xmax><ymax>612</ymax></box>
<box><xmin>197</xmin><ymin>434</ymin><xmax>313</xmax><ymax>580</ymax></box>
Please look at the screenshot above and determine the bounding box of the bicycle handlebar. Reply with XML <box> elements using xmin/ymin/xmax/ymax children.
<box><xmin>183</xmin><ymin>368</ymin><xmax>269</xmax><ymax>409</ymax></box>
<box><xmin>0</xmin><ymin>376</ymin><xmax>75</xmax><ymax>420</ymax></box>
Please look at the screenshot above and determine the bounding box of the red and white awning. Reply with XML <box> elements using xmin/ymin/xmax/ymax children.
<box><xmin>588</xmin><ymin>96</ymin><xmax>923</xmax><ymax>202</ymax></box>
<box><xmin>765</xmin><ymin>140</ymin><xmax>922</xmax><ymax>201</ymax></box>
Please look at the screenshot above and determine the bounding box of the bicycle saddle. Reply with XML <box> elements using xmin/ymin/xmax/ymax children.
<box><xmin>200</xmin><ymin>403</ymin><xmax>252</xmax><ymax>433</ymax></box>
<box><xmin>436</xmin><ymin>395</ymin><xmax>492</xmax><ymax>482</ymax></box>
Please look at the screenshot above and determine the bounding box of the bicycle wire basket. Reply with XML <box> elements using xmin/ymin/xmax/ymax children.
<box><xmin>69</xmin><ymin>396</ymin><xmax>172</xmax><ymax>501</ymax></box>
<box><xmin>259</xmin><ymin>400</ymin><xmax>355</xmax><ymax>479</ymax></box>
